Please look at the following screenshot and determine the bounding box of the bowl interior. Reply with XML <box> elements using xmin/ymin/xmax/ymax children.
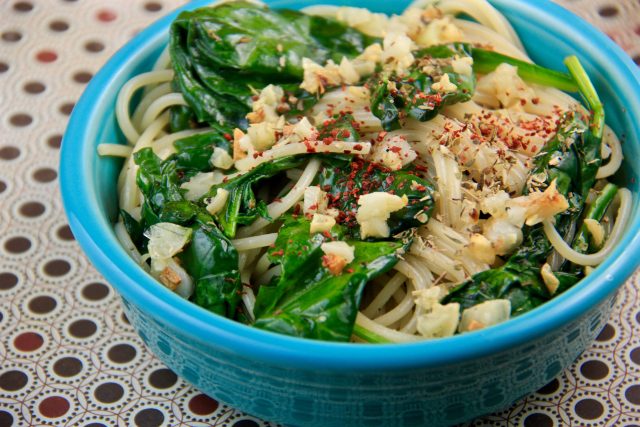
<box><xmin>61</xmin><ymin>0</ymin><xmax>640</xmax><ymax>370</ymax></box>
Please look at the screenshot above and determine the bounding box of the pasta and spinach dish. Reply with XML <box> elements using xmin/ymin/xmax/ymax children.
<box><xmin>98</xmin><ymin>0</ymin><xmax>630</xmax><ymax>343</ymax></box>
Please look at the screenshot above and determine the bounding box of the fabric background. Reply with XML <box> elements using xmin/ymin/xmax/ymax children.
<box><xmin>0</xmin><ymin>1</ymin><xmax>639</xmax><ymax>426</ymax></box>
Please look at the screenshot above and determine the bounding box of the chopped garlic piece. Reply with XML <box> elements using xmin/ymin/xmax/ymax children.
<box><xmin>321</xmin><ymin>241</ymin><xmax>355</xmax><ymax>264</ymax></box>
<box><xmin>459</xmin><ymin>299</ymin><xmax>511</xmax><ymax>333</ymax></box>
<box><xmin>369</xmin><ymin>136</ymin><xmax>417</xmax><ymax>170</ymax></box>
<box><xmin>310</xmin><ymin>214</ymin><xmax>336</xmax><ymax>234</ymax></box>
<box><xmin>352</xmin><ymin>43</ymin><xmax>383</xmax><ymax>76</ymax></box>
<box><xmin>413</xmin><ymin>285</ymin><xmax>448</xmax><ymax>311</ymax></box>
<box><xmin>159</xmin><ymin>266</ymin><xmax>181</xmax><ymax>291</ymax></box>
<box><xmin>381</xmin><ymin>32</ymin><xmax>414</xmax><ymax>75</ymax></box>
<box><xmin>431</xmin><ymin>73</ymin><xmax>457</xmax><ymax>93</ymax></box>
<box><xmin>210</xmin><ymin>147</ymin><xmax>233</xmax><ymax>170</ymax></box>
<box><xmin>150</xmin><ymin>257</ymin><xmax>194</xmax><ymax>298</ymax></box>
<box><xmin>147</xmin><ymin>223</ymin><xmax>192</xmax><ymax>260</ymax></box>
<box><xmin>417</xmin><ymin>303</ymin><xmax>460</xmax><ymax>338</ymax></box>
<box><xmin>322</xmin><ymin>253</ymin><xmax>348</xmax><ymax>275</ymax></box>
<box><xmin>292</xmin><ymin>117</ymin><xmax>317</xmax><ymax>140</ymax></box>
<box><xmin>468</xmin><ymin>233</ymin><xmax>496</xmax><ymax>265</ymax></box>
<box><xmin>516</xmin><ymin>180</ymin><xmax>569</xmax><ymax>226</ymax></box>
<box><xmin>299</xmin><ymin>57</ymin><xmax>342</xmax><ymax>94</ymax></box>
<box><xmin>248</xmin><ymin>84</ymin><xmax>284</xmax><ymax>124</ymax></box>
<box><xmin>451</xmin><ymin>56</ymin><xmax>473</xmax><ymax>76</ymax></box>
<box><xmin>339</xmin><ymin>57</ymin><xmax>360</xmax><ymax>84</ymax></box>
<box><xmin>480</xmin><ymin>191</ymin><xmax>511</xmax><ymax>217</ymax></box>
<box><xmin>476</xmin><ymin>63</ymin><xmax>535</xmax><ymax>109</ymax></box>
<box><xmin>417</xmin><ymin>16</ymin><xmax>463</xmax><ymax>46</ymax></box>
<box><xmin>247</xmin><ymin>122</ymin><xmax>277</xmax><ymax>151</ymax></box>
<box><xmin>303</xmin><ymin>186</ymin><xmax>328</xmax><ymax>215</ymax></box>
<box><xmin>541</xmin><ymin>263</ymin><xmax>560</xmax><ymax>295</ymax></box>
<box><xmin>483</xmin><ymin>217</ymin><xmax>523</xmax><ymax>256</ymax></box>
<box><xmin>299</xmin><ymin>56</ymin><xmax>362</xmax><ymax>95</ymax></box>
<box><xmin>180</xmin><ymin>171</ymin><xmax>225</xmax><ymax>201</ymax></box>
<box><xmin>233</xmin><ymin>128</ymin><xmax>248</xmax><ymax>161</ymax></box>
<box><xmin>583</xmin><ymin>219</ymin><xmax>605</xmax><ymax>247</ymax></box>
<box><xmin>206</xmin><ymin>188</ymin><xmax>230</xmax><ymax>215</ymax></box>
<box><xmin>356</xmin><ymin>192</ymin><xmax>408</xmax><ymax>238</ymax></box>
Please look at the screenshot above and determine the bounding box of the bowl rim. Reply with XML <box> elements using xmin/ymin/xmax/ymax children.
<box><xmin>61</xmin><ymin>0</ymin><xmax>640</xmax><ymax>371</ymax></box>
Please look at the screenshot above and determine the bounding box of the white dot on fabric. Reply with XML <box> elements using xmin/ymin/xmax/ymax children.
<box><xmin>0</xmin><ymin>0</ymin><xmax>639</xmax><ymax>426</ymax></box>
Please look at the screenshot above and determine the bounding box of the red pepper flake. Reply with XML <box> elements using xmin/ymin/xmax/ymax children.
<box><xmin>304</xmin><ymin>140</ymin><xmax>317</xmax><ymax>153</ymax></box>
<box><xmin>353</xmin><ymin>144</ymin><xmax>363</xmax><ymax>151</ymax></box>
<box><xmin>389</xmin><ymin>146</ymin><xmax>402</xmax><ymax>153</ymax></box>
<box><xmin>532</xmin><ymin>97</ymin><xmax>540</xmax><ymax>105</ymax></box>
<box><xmin>223</xmin><ymin>133</ymin><xmax>232</xmax><ymax>141</ymax></box>
<box><xmin>271</xmin><ymin>249</ymin><xmax>284</xmax><ymax>256</ymax></box>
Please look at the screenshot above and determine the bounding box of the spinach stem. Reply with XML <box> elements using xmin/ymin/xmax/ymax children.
<box><xmin>564</xmin><ymin>55</ymin><xmax>604</xmax><ymax>139</ymax></box>
<box><xmin>471</xmin><ymin>48</ymin><xmax>578</xmax><ymax>92</ymax></box>
<box><xmin>352</xmin><ymin>324</ymin><xmax>391</xmax><ymax>344</ymax></box>
<box><xmin>572</xmin><ymin>183</ymin><xmax>618</xmax><ymax>253</ymax></box>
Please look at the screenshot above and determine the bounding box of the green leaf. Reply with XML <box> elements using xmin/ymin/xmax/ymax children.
<box><xmin>169</xmin><ymin>105</ymin><xmax>198</xmax><ymax>132</ymax></box>
<box><xmin>370</xmin><ymin>43</ymin><xmax>476</xmax><ymax>131</ymax></box>
<box><xmin>253</xmin><ymin>216</ymin><xmax>405</xmax><ymax>341</ymax></box>
<box><xmin>317</xmin><ymin>158</ymin><xmax>435</xmax><ymax>237</ymax></box>
<box><xmin>179</xmin><ymin>221</ymin><xmax>242</xmax><ymax>318</ymax></box>
<box><xmin>169</xmin><ymin>1</ymin><xmax>377</xmax><ymax>127</ymax></box>
<box><xmin>132</xmin><ymin>146</ymin><xmax>243</xmax><ymax>319</ymax></box>
<box><xmin>173</xmin><ymin>131</ymin><xmax>231</xmax><ymax>172</ymax></box>
<box><xmin>193</xmin><ymin>272</ymin><xmax>242</xmax><ymax>318</ymax></box>
<box><xmin>203</xmin><ymin>155</ymin><xmax>306</xmax><ymax>238</ymax></box>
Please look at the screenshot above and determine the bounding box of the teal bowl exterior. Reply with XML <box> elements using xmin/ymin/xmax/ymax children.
<box><xmin>60</xmin><ymin>0</ymin><xmax>640</xmax><ymax>426</ymax></box>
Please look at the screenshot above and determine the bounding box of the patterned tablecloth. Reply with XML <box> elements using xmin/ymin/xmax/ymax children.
<box><xmin>1</xmin><ymin>1</ymin><xmax>639</xmax><ymax>426</ymax></box>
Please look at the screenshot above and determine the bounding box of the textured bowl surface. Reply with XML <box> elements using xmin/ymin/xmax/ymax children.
<box><xmin>60</xmin><ymin>0</ymin><xmax>640</xmax><ymax>426</ymax></box>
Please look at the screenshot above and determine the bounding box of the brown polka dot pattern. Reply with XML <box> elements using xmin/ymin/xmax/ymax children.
<box><xmin>0</xmin><ymin>0</ymin><xmax>638</xmax><ymax>426</ymax></box>
<box><xmin>49</xmin><ymin>20</ymin><xmax>69</xmax><ymax>32</ymax></box>
<box><xmin>0</xmin><ymin>146</ymin><xmax>20</xmax><ymax>160</ymax></box>
<box><xmin>554</xmin><ymin>0</ymin><xmax>640</xmax><ymax>61</ymax></box>
<box><xmin>24</xmin><ymin>81</ymin><xmax>45</xmax><ymax>94</ymax></box>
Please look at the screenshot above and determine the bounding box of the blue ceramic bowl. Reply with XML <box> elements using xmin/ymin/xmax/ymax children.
<box><xmin>60</xmin><ymin>1</ymin><xmax>640</xmax><ymax>425</ymax></box>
